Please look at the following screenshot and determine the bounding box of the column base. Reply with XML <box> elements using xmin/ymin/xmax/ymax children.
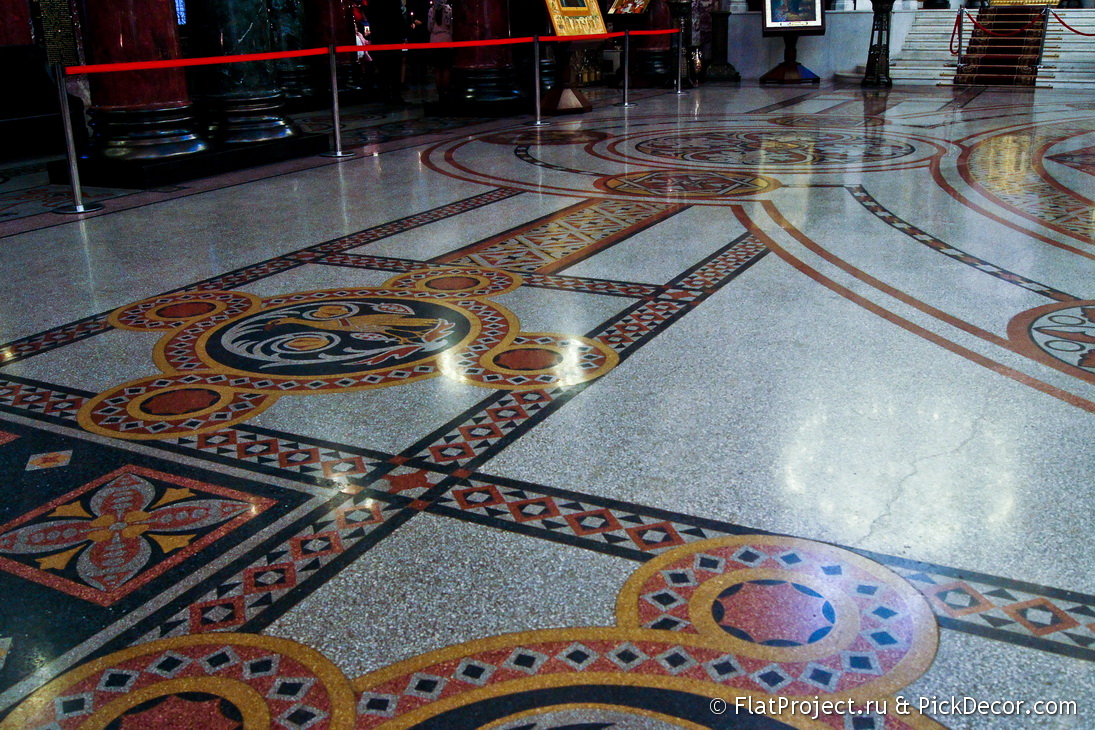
<box><xmin>49</xmin><ymin>133</ymin><xmax>328</xmax><ymax>189</ymax></box>
<box><xmin>277</xmin><ymin>62</ymin><xmax>318</xmax><ymax>99</ymax></box>
<box><xmin>632</xmin><ymin>50</ymin><xmax>673</xmax><ymax>87</ymax></box>
<box><xmin>86</xmin><ymin>105</ymin><xmax>210</xmax><ymax>161</ymax></box>
<box><xmin>448</xmin><ymin>67</ymin><xmax>526</xmax><ymax>104</ymax></box>
<box><xmin>204</xmin><ymin>93</ymin><xmax>299</xmax><ymax>145</ymax></box>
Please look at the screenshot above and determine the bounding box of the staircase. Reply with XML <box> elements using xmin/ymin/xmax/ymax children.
<box><xmin>889</xmin><ymin>9</ymin><xmax>969</xmax><ymax>84</ymax></box>
<box><xmin>835</xmin><ymin>8</ymin><xmax>1095</xmax><ymax>89</ymax></box>
<box><xmin>835</xmin><ymin>10</ymin><xmax>962</xmax><ymax>86</ymax></box>
<box><xmin>1038</xmin><ymin>9</ymin><xmax>1095</xmax><ymax>88</ymax></box>
<box><xmin>954</xmin><ymin>6</ymin><xmax>1047</xmax><ymax>86</ymax></box>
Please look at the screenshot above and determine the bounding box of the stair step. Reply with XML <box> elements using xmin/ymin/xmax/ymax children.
<box><xmin>839</xmin><ymin>7</ymin><xmax>1095</xmax><ymax>89</ymax></box>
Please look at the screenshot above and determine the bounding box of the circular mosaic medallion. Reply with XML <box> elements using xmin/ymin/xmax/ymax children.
<box><xmin>615</xmin><ymin>535</ymin><xmax>939</xmax><ymax>698</ymax></box>
<box><xmin>1008</xmin><ymin>300</ymin><xmax>1095</xmax><ymax>381</ymax></box>
<box><xmin>711</xmin><ymin>579</ymin><xmax>836</xmax><ymax>646</ymax></box>
<box><xmin>200</xmin><ymin>297</ymin><xmax>474</xmax><ymax>377</ymax></box>
<box><xmin>595</xmin><ymin>170</ymin><xmax>779</xmax><ymax>198</ymax></box>
<box><xmin>1</xmin><ymin>633</ymin><xmax>356</xmax><ymax>730</ymax></box>
<box><xmin>633</xmin><ymin>131</ymin><xmax>915</xmax><ymax>166</ymax></box>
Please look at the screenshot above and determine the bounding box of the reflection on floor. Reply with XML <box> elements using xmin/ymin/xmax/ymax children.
<box><xmin>0</xmin><ymin>82</ymin><xmax>1093</xmax><ymax>729</ymax></box>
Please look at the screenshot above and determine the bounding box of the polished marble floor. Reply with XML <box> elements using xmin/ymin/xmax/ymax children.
<box><xmin>0</xmin><ymin>82</ymin><xmax>1093</xmax><ymax>729</ymax></box>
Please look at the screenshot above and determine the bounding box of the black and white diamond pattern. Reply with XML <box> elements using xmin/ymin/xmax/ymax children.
<box><xmin>840</xmin><ymin>651</ymin><xmax>883</xmax><ymax>676</ymax></box>
<box><xmin>267</xmin><ymin>677</ymin><xmax>317</xmax><ymax>702</ymax></box>
<box><xmin>404</xmin><ymin>673</ymin><xmax>447</xmax><ymax>700</ymax></box>
<box><xmin>145</xmin><ymin>651</ymin><xmax>192</xmax><ymax>678</ymax></box>
<box><xmin>502</xmin><ymin>648</ymin><xmax>549</xmax><ymax>675</ymax></box>
<box><xmin>357</xmin><ymin>692</ymin><xmax>399</xmax><ymax>718</ymax></box>
<box><xmin>654</xmin><ymin>647</ymin><xmax>697</xmax><ymax>675</ymax></box>
<box><xmin>703</xmin><ymin>654</ymin><xmax>744</xmax><ymax>682</ymax></box>
<box><xmin>96</xmin><ymin>669</ymin><xmax>139</xmax><ymax>693</ymax></box>
<box><xmin>555</xmin><ymin>643</ymin><xmax>599</xmax><ymax>670</ymax></box>
<box><xmin>799</xmin><ymin>662</ymin><xmax>842</xmax><ymax>692</ymax></box>
<box><xmin>52</xmin><ymin>692</ymin><xmax>94</xmax><ymax>720</ymax></box>
<box><xmin>643</xmin><ymin>588</ymin><xmax>686</xmax><ymax>612</ymax></box>
<box><xmin>607</xmin><ymin>642</ymin><xmax>649</xmax><ymax>670</ymax></box>
<box><xmin>243</xmin><ymin>655</ymin><xmax>281</xmax><ymax>679</ymax></box>
<box><xmin>454</xmin><ymin>658</ymin><xmax>495</xmax><ymax>686</ymax></box>
<box><xmin>200</xmin><ymin>647</ymin><xmax>241</xmax><ymax>674</ymax></box>
<box><xmin>751</xmin><ymin>663</ymin><xmax>793</xmax><ymax>691</ymax></box>
<box><xmin>277</xmin><ymin>703</ymin><xmax>328</xmax><ymax>729</ymax></box>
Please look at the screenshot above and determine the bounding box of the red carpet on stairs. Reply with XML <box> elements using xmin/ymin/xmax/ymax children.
<box><xmin>955</xmin><ymin>5</ymin><xmax>1048</xmax><ymax>86</ymax></box>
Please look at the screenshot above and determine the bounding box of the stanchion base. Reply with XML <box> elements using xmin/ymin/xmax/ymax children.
<box><xmin>52</xmin><ymin>202</ymin><xmax>105</xmax><ymax>215</ymax></box>
<box><xmin>529</xmin><ymin>120</ymin><xmax>552</xmax><ymax>127</ymax></box>
<box><xmin>319</xmin><ymin>151</ymin><xmax>357</xmax><ymax>159</ymax></box>
<box><xmin>613</xmin><ymin>102</ymin><xmax>638</xmax><ymax>108</ymax></box>
<box><xmin>672</xmin><ymin>90</ymin><xmax>690</xmax><ymax>95</ymax></box>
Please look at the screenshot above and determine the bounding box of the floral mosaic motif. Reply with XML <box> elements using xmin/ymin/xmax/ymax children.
<box><xmin>633</xmin><ymin>130</ymin><xmax>915</xmax><ymax>166</ymax></box>
<box><xmin>77</xmin><ymin>268</ymin><xmax>619</xmax><ymax>440</ymax></box>
<box><xmin>1027</xmin><ymin>305</ymin><xmax>1095</xmax><ymax>372</ymax></box>
<box><xmin>596</xmin><ymin>170</ymin><xmax>779</xmax><ymax>198</ymax></box>
<box><xmin>480</xmin><ymin>129</ymin><xmax>610</xmax><ymax>146</ymax></box>
<box><xmin>0</xmin><ymin>466</ymin><xmax>273</xmax><ymax>605</ymax></box>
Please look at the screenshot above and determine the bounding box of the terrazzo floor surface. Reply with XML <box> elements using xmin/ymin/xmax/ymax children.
<box><xmin>0</xmin><ymin>82</ymin><xmax>1092</xmax><ymax>728</ymax></box>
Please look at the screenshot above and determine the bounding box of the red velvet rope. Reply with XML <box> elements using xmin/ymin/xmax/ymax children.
<box><xmin>64</xmin><ymin>29</ymin><xmax>680</xmax><ymax>75</ymax></box>
<box><xmin>1050</xmin><ymin>10</ymin><xmax>1095</xmax><ymax>37</ymax></box>
<box><xmin>962</xmin><ymin>8</ymin><xmax>1045</xmax><ymax>38</ymax></box>
<box><xmin>949</xmin><ymin>12</ymin><xmax>964</xmax><ymax>56</ymax></box>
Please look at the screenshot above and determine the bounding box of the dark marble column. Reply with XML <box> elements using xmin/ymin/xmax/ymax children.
<box><xmin>81</xmin><ymin>0</ymin><xmax>209</xmax><ymax>160</ymax></box>
<box><xmin>187</xmin><ymin>0</ymin><xmax>299</xmax><ymax>144</ymax></box>
<box><xmin>448</xmin><ymin>0</ymin><xmax>523</xmax><ymax>108</ymax></box>
<box><xmin>634</xmin><ymin>0</ymin><xmax>673</xmax><ymax>85</ymax></box>
<box><xmin>268</xmin><ymin>0</ymin><xmax>317</xmax><ymax>98</ymax></box>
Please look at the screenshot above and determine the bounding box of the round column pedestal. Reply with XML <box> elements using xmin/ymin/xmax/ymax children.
<box><xmin>634</xmin><ymin>49</ymin><xmax>673</xmax><ymax>86</ymax></box>
<box><xmin>86</xmin><ymin>105</ymin><xmax>210</xmax><ymax>161</ymax></box>
<box><xmin>447</xmin><ymin>67</ymin><xmax>525</xmax><ymax>110</ymax></box>
<box><xmin>277</xmin><ymin>62</ymin><xmax>318</xmax><ymax>99</ymax></box>
<box><xmin>203</xmin><ymin>93</ymin><xmax>299</xmax><ymax>145</ymax></box>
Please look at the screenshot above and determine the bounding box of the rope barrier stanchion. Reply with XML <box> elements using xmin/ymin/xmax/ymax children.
<box><xmin>531</xmin><ymin>35</ymin><xmax>550</xmax><ymax>127</ymax></box>
<box><xmin>51</xmin><ymin>63</ymin><xmax>103</xmax><ymax>216</ymax></box>
<box><xmin>615</xmin><ymin>30</ymin><xmax>637</xmax><ymax>108</ymax></box>
<box><xmin>1036</xmin><ymin>6</ymin><xmax>1050</xmax><ymax>68</ymax></box>
<box><xmin>319</xmin><ymin>45</ymin><xmax>356</xmax><ymax>160</ymax></box>
<box><xmin>672</xmin><ymin>26</ymin><xmax>688</xmax><ymax>95</ymax></box>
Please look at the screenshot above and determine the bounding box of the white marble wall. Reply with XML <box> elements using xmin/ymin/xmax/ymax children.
<box><xmin>721</xmin><ymin>9</ymin><xmax>920</xmax><ymax>80</ymax></box>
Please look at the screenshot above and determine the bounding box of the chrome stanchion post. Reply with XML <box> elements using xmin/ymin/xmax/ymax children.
<box><xmin>320</xmin><ymin>44</ymin><xmax>356</xmax><ymax>159</ymax></box>
<box><xmin>614</xmin><ymin>30</ymin><xmax>637</xmax><ymax>107</ymax></box>
<box><xmin>673</xmin><ymin>29</ymin><xmax>688</xmax><ymax>95</ymax></box>
<box><xmin>53</xmin><ymin>64</ymin><xmax>103</xmax><ymax>215</ymax></box>
<box><xmin>532</xmin><ymin>36</ymin><xmax>549</xmax><ymax>126</ymax></box>
<box><xmin>957</xmin><ymin>11</ymin><xmax>965</xmax><ymax>70</ymax></box>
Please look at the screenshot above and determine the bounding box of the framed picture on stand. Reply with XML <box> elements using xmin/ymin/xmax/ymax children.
<box><xmin>762</xmin><ymin>0</ymin><xmax>825</xmax><ymax>35</ymax></box>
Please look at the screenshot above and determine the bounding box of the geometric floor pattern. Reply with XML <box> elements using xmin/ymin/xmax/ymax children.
<box><xmin>1</xmin><ymin>82</ymin><xmax>1093</xmax><ymax>728</ymax></box>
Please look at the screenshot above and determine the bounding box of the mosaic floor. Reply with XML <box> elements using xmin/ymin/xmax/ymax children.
<box><xmin>0</xmin><ymin>82</ymin><xmax>1093</xmax><ymax>729</ymax></box>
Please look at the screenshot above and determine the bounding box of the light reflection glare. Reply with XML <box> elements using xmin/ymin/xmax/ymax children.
<box><xmin>782</xmin><ymin>395</ymin><xmax>1014</xmax><ymax>547</ymax></box>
